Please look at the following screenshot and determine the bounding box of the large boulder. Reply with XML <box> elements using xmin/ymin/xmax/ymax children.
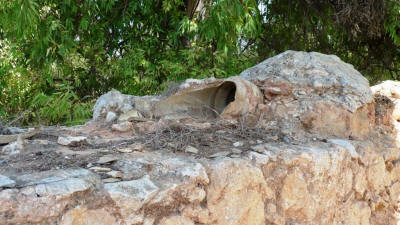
<box><xmin>240</xmin><ymin>50</ymin><xmax>374</xmax><ymax>139</ymax></box>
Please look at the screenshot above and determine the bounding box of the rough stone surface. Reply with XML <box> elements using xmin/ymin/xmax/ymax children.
<box><xmin>371</xmin><ymin>80</ymin><xmax>400</xmax><ymax>144</ymax></box>
<box><xmin>240</xmin><ymin>50</ymin><xmax>374</xmax><ymax>139</ymax></box>
<box><xmin>92</xmin><ymin>90</ymin><xmax>135</xmax><ymax>120</ymax></box>
<box><xmin>105</xmin><ymin>111</ymin><xmax>117</xmax><ymax>123</ymax></box>
<box><xmin>2</xmin><ymin>51</ymin><xmax>400</xmax><ymax>225</ymax></box>
<box><xmin>0</xmin><ymin>174</ymin><xmax>15</xmax><ymax>188</ymax></box>
<box><xmin>1</xmin><ymin>137</ymin><xmax>24</xmax><ymax>154</ymax></box>
<box><xmin>57</xmin><ymin>136</ymin><xmax>87</xmax><ymax>146</ymax></box>
<box><xmin>118</xmin><ymin>109</ymin><xmax>144</xmax><ymax>122</ymax></box>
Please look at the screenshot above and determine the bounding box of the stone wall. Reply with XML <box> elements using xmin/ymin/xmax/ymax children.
<box><xmin>1</xmin><ymin>51</ymin><xmax>400</xmax><ymax>225</ymax></box>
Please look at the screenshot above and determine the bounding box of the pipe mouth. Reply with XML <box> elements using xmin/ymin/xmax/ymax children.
<box><xmin>154</xmin><ymin>77</ymin><xmax>262</xmax><ymax>120</ymax></box>
<box><xmin>213</xmin><ymin>81</ymin><xmax>236</xmax><ymax>115</ymax></box>
<box><xmin>154</xmin><ymin>81</ymin><xmax>238</xmax><ymax>119</ymax></box>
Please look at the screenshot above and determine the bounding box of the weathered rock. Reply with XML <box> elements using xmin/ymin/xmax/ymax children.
<box><xmin>111</xmin><ymin>121</ymin><xmax>133</xmax><ymax>132</ymax></box>
<box><xmin>102</xmin><ymin>178</ymin><xmax>121</xmax><ymax>183</ymax></box>
<box><xmin>159</xmin><ymin>215</ymin><xmax>195</xmax><ymax>225</ymax></box>
<box><xmin>0</xmin><ymin>127</ymin><xmax>39</xmax><ymax>144</ymax></box>
<box><xmin>231</xmin><ymin>148</ymin><xmax>242</xmax><ymax>154</ymax></box>
<box><xmin>208</xmin><ymin>151</ymin><xmax>230</xmax><ymax>158</ymax></box>
<box><xmin>106</xmin><ymin>170</ymin><xmax>122</xmax><ymax>178</ymax></box>
<box><xmin>60</xmin><ymin>206</ymin><xmax>117</xmax><ymax>225</ymax></box>
<box><xmin>57</xmin><ymin>136</ymin><xmax>87</xmax><ymax>146</ymax></box>
<box><xmin>280</xmin><ymin>168</ymin><xmax>316</xmax><ymax>221</ymax></box>
<box><xmin>206</xmin><ymin>158</ymin><xmax>268</xmax><ymax>225</ymax></box>
<box><xmin>0</xmin><ymin>169</ymin><xmax>103</xmax><ymax>225</ymax></box>
<box><xmin>118</xmin><ymin>109</ymin><xmax>144</xmax><ymax>122</ymax></box>
<box><xmin>233</xmin><ymin>141</ymin><xmax>244</xmax><ymax>147</ymax></box>
<box><xmin>185</xmin><ymin>145</ymin><xmax>199</xmax><ymax>154</ymax></box>
<box><xmin>96</xmin><ymin>155</ymin><xmax>119</xmax><ymax>164</ymax></box>
<box><xmin>0</xmin><ymin>174</ymin><xmax>16</xmax><ymax>188</ymax></box>
<box><xmin>371</xmin><ymin>81</ymin><xmax>400</xmax><ymax>144</ymax></box>
<box><xmin>105</xmin><ymin>111</ymin><xmax>117</xmax><ymax>122</ymax></box>
<box><xmin>105</xmin><ymin>177</ymin><xmax>160</xmax><ymax>225</ymax></box>
<box><xmin>135</xmin><ymin>121</ymin><xmax>159</xmax><ymax>133</ymax></box>
<box><xmin>240</xmin><ymin>50</ymin><xmax>374</xmax><ymax>139</ymax></box>
<box><xmin>371</xmin><ymin>80</ymin><xmax>400</xmax><ymax>99</ymax></box>
<box><xmin>93</xmin><ymin>90</ymin><xmax>134</xmax><ymax>120</ymax></box>
<box><xmin>1</xmin><ymin>136</ymin><xmax>24</xmax><ymax>154</ymax></box>
<box><xmin>117</xmin><ymin>148</ymin><xmax>133</xmax><ymax>153</ymax></box>
<box><xmin>89</xmin><ymin>167</ymin><xmax>112</xmax><ymax>172</ymax></box>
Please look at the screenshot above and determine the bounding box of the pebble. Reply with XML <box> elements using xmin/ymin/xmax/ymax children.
<box><xmin>233</xmin><ymin>141</ymin><xmax>244</xmax><ymax>147</ymax></box>
<box><xmin>256</xmin><ymin>140</ymin><xmax>263</xmax><ymax>144</ymax></box>
<box><xmin>89</xmin><ymin>167</ymin><xmax>112</xmax><ymax>172</ymax></box>
<box><xmin>185</xmin><ymin>146</ymin><xmax>199</xmax><ymax>154</ymax></box>
<box><xmin>106</xmin><ymin>170</ymin><xmax>122</xmax><ymax>178</ymax></box>
<box><xmin>230</xmin><ymin>154</ymin><xmax>241</xmax><ymax>158</ymax></box>
<box><xmin>117</xmin><ymin>148</ymin><xmax>133</xmax><ymax>153</ymax></box>
<box><xmin>298</xmin><ymin>90</ymin><xmax>306</xmax><ymax>95</ymax></box>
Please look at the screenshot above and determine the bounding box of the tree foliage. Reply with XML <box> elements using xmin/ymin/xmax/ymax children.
<box><xmin>1</xmin><ymin>0</ymin><xmax>400</xmax><ymax>125</ymax></box>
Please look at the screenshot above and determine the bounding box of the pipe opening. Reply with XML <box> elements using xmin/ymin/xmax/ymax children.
<box><xmin>213</xmin><ymin>81</ymin><xmax>237</xmax><ymax>115</ymax></box>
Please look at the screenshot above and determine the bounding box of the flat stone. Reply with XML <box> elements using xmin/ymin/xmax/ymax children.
<box><xmin>231</xmin><ymin>148</ymin><xmax>242</xmax><ymax>154</ymax></box>
<box><xmin>327</xmin><ymin>139</ymin><xmax>359</xmax><ymax>159</ymax></box>
<box><xmin>31</xmin><ymin>139</ymin><xmax>50</xmax><ymax>145</ymax></box>
<box><xmin>89</xmin><ymin>167</ymin><xmax>112</xmax><ymax>172</ymax></box>
<box><xmin>34</xmin><ymin>178</ymin><xmax>93</xmax><ymax>196</ymax></box>
<box><xmin>102</xmin><ymin>178</ymin><xmax>121</xmax><ymax>183</ymax></box>
<box><xmin>57</xmin><ymin>136</ymin><xmax>87</xmax><ymax>146</ymax></box>
<box><xmin>0</xmin><ymin>174</ymin><xmax>16</xmax><ymax>188</ymax></box>
<box><xmin>104</xmin><ymin>177</ymin><xmax>160</xmax><ymax>211</ymax></box>
<box><xmin>208</xmin><ymin>151</ymin><xmax>230</xmax><ymax>158</ymax></box>
<box><xmin>185</xmin><ymin>146</ymin><xmax>199</xmax><ymax>154</ymax></box>
<box><xmin>117</xmin><ymin>148</ymin><xmax>133</xmax><ymax>153</ymax></box>
<box><xmin>97</xmin><ymin>155</ymin><xmax>119</xmax><ymax>164</ymax></box>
